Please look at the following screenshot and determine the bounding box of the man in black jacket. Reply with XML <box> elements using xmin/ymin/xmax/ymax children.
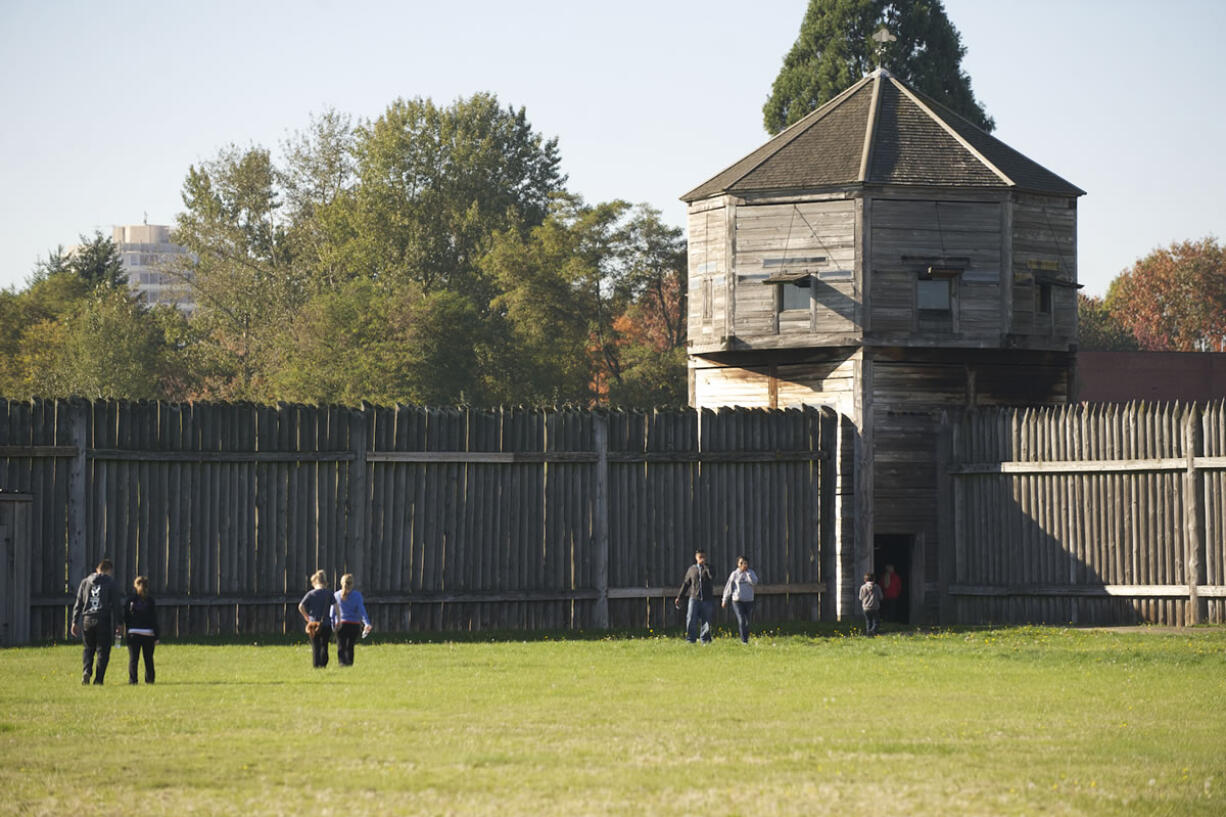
<box><xmin>674</xmin><ymin>550</ymin><xmax>716</xmax><ymax>644</ymax></box>
<box><xmin>70</xmin><ymin>559</ymin><xmax>124</xmax><ymax>685</ymax></box>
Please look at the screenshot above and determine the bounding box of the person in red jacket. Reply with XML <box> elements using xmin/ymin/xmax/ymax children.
<box><xmin>880</xmin><ymin>563</ymin><xmax>902</xmax><ymax>622</ymax></box>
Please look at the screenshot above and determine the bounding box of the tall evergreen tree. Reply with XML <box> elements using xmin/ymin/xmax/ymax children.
<box><xmin>763</xmin><ymin>0</ymin><xmax>993</xmax><ymax>134</ymax></box>
<box><xmin>67</xmin><ymin>231</ymin><xmax>128</xmax><ymax>289</ymax></box>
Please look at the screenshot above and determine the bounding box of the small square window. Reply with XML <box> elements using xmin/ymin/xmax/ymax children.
<box><xmin>917</xmin><ymin>278</ymin><xmax>951</xmax><ymax>312</ymax></box>
<box><xmin>778</xmin><ymin>281</ymin><xmax>811</xmax><ymax>312</ymax></box>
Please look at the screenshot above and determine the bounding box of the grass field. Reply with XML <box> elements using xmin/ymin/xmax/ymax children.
<box><xmin>2</xmin><ymin>625</ymin><xmax>1223</xmax><ymax>817</ymax></box>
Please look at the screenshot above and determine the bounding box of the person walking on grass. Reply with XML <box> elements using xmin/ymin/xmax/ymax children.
<box><xmin>721</xmin><ymin>555</ymin><xmax>759</xmax><ymax>644</ymax></box>
<box><xmin>123</xmin><ymin>576</ymin><xmax>159</xmax><ymax>685</ymax></box>
<box><xmin>674</xmin><ymin>549</ymin><xmax>716</xmax><ymax>644</ymax></box>
<box><xmin>859</xmin><ymin>572</ymin><xmax>883</xmax><ymax>637</ymax></box>
<box><xmin>331</xmin><ymin>573</ymin><xmax>373</xmax><ymax>667</ymax></box>
<box><xmin>298</xmin><ymin>570</ymin><xmax>335</xmax><ymax>668</ymax></box>
<box><xmin>71</xmin><ymin>559</ymin><xmax>124</xmax><ymax>685</ymax></box>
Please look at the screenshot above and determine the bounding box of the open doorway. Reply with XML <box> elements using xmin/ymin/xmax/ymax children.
<box><xmin>873</xmin><ymin>534</ymin><xmax>913</xmax><ymax>625</ymax></box>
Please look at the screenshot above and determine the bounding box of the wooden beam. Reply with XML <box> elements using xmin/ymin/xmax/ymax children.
<box><xmin>87</xmin><ymin>449</ymin><xmax>356</xmax><ymax>463</ymax></box>
<box><xmin>0</xmin><ymin>445</ymin><xmax>77</xmax><ymax>458</ymax></box>
<box><xmin>951</xmin><ymin>457</ymin><xmax>1226</xmax><ymax>475</ymax></box>
<box><xmin>947</xmin><ymin>584</ymin><xmax>1226</xmax><ymax>599</ymax></box>
<box><xmin>32</xmin><ymin>583</ymin><xmax>828</xmax><ymax>607</ymax></box>
<box><xmin>607</xmin><ymin>583</ymin><xmax>825</xmax><ymax>600</ymax></box>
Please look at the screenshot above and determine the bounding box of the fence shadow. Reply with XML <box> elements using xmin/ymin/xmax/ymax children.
<box><xmin>943</xmin><ymin>402</ymin><xmax>1223</xmax><ymax>626</ymax></box>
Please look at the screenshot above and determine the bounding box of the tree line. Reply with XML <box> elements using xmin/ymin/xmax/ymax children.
<box><xmin>0</xmin><ymin>95</ymin><xmax>688</xmax><ymax>407</ymax></box>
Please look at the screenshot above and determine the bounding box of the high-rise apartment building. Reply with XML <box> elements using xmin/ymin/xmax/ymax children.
<box><xmin>112</xmin><ymin>224</ymin><xmax>195</xmax><ymax>312</ymax></box>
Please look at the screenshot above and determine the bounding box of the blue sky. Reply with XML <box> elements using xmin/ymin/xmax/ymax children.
<box><xmin>1</xmin><ymin>0</ymin><xmax>1221</xmax><ymax>297</ymax></box>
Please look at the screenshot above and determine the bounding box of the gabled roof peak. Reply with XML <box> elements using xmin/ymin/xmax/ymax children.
<box><xmin>681</xmin><ymin>71</ymin><xmax>1084</xmax><ymax>202</ymax></box>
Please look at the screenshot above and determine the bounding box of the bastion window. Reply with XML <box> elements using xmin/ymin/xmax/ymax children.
<box><xmin>778</xmin><ymin>279</ymin><xmax>812</xmax><ymax>312</ymax></box>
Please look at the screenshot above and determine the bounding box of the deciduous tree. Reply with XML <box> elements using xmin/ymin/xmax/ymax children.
<box><xmin>351</xmin><ymin>94</ymin><xmax>565</xmax><ymax>296</ymax></box>
<box><xmin>1105</xmin><ymin>237</ymin><xmax>1226</xmax><ymax>352</ymax></box>
<box><xmin>173</xmin><ymin>146</ymin><xmax>302</xmax><ymax>400</ymax></box>
<box><xmin>1077</xmin><ymin>294</ymin><xmax>1138</xmax><ymax>351</ymax></box>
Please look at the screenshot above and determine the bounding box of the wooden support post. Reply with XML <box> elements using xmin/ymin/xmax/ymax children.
<box><xmin>66</xmin><ymin>400</ymin><xmax>88</xmax><ymax>599</ymax></box>
<box><xmin>1184</xmin><ymin>406</ymin><xmax>1203</xmax><ymax>625</ymax></box>
<box><xmin>592</xmin><ymin>412</ymin><xmax>610</xmax><ymax>629</ymax></box>
<box><xmin>852</xmin><ymin>352</ymin><xmax>875</xmax><ymax>620</ymax></box>
<box><xmin>347</xmin><ymin>407</ymin><xmax>369</xmax><ymax>584</ymax></box>
<box><xmin>817</xmin><ymin>407</ymin><xmax>836</xmax><ymax>622</ymax></box>
<box><xmin>936</xmin><ymin>411</ymin><xmax>956</xmax><ymax>625</ymax></box>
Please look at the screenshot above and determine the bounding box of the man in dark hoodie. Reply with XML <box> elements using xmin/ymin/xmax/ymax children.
<box><xmin>674</xmin><ymin>549</ymin><xmax>716</xmax><ymax>644</ymax></box>
<box><xmin>70</xmin><ymin>559</ymin><xmax>124</xmax><ymax>685</ymax></box>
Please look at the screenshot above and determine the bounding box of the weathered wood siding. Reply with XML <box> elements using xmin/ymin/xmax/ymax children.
<box><xmin>731</xmin><ymin>200</ymin><xmax>858</xmax><ymax>342</ymax></box>
<box><xmin>0</xmin><ymin>400</ymin><xmax>838</xmax><ymax>640</ymax></box>
<box><xmin>1011</xmin><ymin>194</ymin><xmax>1077</xmax><ymax>340</ymax></box>
<box><xmin>691</xmin><ymin>356</ymin><xmax>858</xmax><ymax>417</ymax></box>
<box><xmin>687</xmin><ymin>200</ymin><xmax>728</xmax><ymax>341</ymax></box>
<box><xmin>946</xmin><ymin>402</ymin><xmax>1226</xmax><ymax>626</ymax></box>
<box><xmin>868</xmin><ymin>197</ymin><xmax>1004</xmax><ymax>342</ymax></box>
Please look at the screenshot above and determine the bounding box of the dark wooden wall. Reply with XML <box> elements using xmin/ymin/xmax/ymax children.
<box><xmin>0</xmin><ymin>400</ymin><xmax>839</xmax><ymax>641</ymax></box>
<box><xmin>943</xmin><ymin>402</ymin><xmax>1226</xmax><ymax>625</ymax></box>
<box><xmin>1078</xmin><ymin>351</ymin><xmax>1226</xmax><ymax>403</ymax></box>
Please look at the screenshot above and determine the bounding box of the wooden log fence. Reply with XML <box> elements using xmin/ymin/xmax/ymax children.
<box><xmin>0</xmin><ymin>400</ymin><xmax>837</xmax><ymax>641</ymax></box>
<box><xmin>944</xmin><ymin>401</ymin><xmax>1226</xmax><ymax>626</ymax></box>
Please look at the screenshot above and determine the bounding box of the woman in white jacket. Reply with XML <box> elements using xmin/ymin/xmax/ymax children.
<box><xmin>721</xmin><ymin>555</ymin><xmax>759</xmax><ymax>644</ymax></box>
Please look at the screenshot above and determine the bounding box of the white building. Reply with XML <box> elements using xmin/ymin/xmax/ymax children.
<box><xmin>113</xmin><ymin>224</ymin><xmax>195</xmax><ymax>313</ymax></box>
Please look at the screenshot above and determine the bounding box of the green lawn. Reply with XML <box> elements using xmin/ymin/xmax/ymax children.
<box><xmin>2</xmin><ymin>626</ymin><xmax>1223</xmax><ymax>816</ymax></box>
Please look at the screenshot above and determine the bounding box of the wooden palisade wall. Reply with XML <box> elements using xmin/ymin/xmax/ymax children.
<box><xmin>944</xmin><ymin>402</ymin><xmax>1226</xmax><ymax>625</ymax></box>
<box><xmin>0</xmin><ymin>400</ymin><xmax>839</xmax><ymax>641</ymax></box>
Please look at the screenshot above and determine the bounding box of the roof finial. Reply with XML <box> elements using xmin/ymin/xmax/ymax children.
<box><xmin>871</xmin><ymin>25</ymin><xmax>896</xmax><ymax>74</ymax></box>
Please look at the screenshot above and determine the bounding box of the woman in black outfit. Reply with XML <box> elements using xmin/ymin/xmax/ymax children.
<box><xmin>123</xmin><ymin>576</ymin><xmax>159</xmax><ymax>684</ymax></box>
<box><xmin>297</xmin><ymin>570</ymin><xmax>335</xmax><ymax>668</ymax></box>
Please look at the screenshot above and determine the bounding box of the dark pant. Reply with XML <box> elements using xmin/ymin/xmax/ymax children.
<box><xmin>310</xmin><ymin>625</ymin><xmax>332</xmax><ymax>668</ymax></box>
<box><xmin>686</xmin><ymin>598</ymin><xmax>715</xmax><ymax>643</ymax></box>
<box><xmin>81</xmin><ymin>616</ymin><xmax>113</xmax><ymax>684</ymax></box>
<box><xmin>127</xmin><ymin>634</ymin><xmax>156</xmax><ymax>683</ymax></box>
<box><xmin>336</xmin><ymin>622</ymin><xmax>362</xmax><ymax>666</ymax></box>
<box><xmin>731</xmin><ymin>600</ymin><xmax>754</xmax><ymax>643</ymax></box>
<box><xmin>863</xmin><ymin>608</ymin><xmax>880</xmax><ymax>636</ymax></box>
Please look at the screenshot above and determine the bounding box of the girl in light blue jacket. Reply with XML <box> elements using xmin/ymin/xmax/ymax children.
<box><xmin>331</xmin><ymin>573</ymin><xmax>373</xmax><ymax>666</ymax></box>
<box><xmin>721</xmin><ymin>556</ymin><xmax>759</xmax><ymax>643</ymax></box>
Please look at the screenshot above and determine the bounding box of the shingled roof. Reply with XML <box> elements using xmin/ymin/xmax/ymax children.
<box><xmin>681</xmin><ymin>68</ymin><xmax>1084</xmax><ymax>202</ymax></box>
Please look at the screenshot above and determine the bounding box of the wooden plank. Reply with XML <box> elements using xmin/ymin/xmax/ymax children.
<box><xmin>948</xmin><ymin>584</ymin><xmax>1226</xmax><ymax>598</ymax></box>
<box><xmin>951</xmin><ymin>456</ymin><xmax>1222</xmax><ymax>475</ymax></box>
<box><xmin>607</xmin><ymin>583</ymin><xmax>824</xmax><ymax>599</ymax></box>
<box><xmin>65</xmin><ymin>400</ymin><xmax>88</xmax><ymax>598</ymax></box>
<box><xmin>0</xmin><ymin>445</ymin><xmax>77</xmax><ymax>457</ymax></box>
<box><xmin>1186</xmin><ymin>406</ymin><xmax>1203</xmax><ymax>624</ymax></box>
<box><xmin>88</xmin><ymin>449</ymin><xmax>355</xmax><ymax>462</ymax></box>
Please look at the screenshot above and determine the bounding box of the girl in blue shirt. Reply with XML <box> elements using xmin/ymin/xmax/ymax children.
<box><xmin>331</xmin><ymin>573</ymin><xmax>372</xmax><ymax>666</ymax></box>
